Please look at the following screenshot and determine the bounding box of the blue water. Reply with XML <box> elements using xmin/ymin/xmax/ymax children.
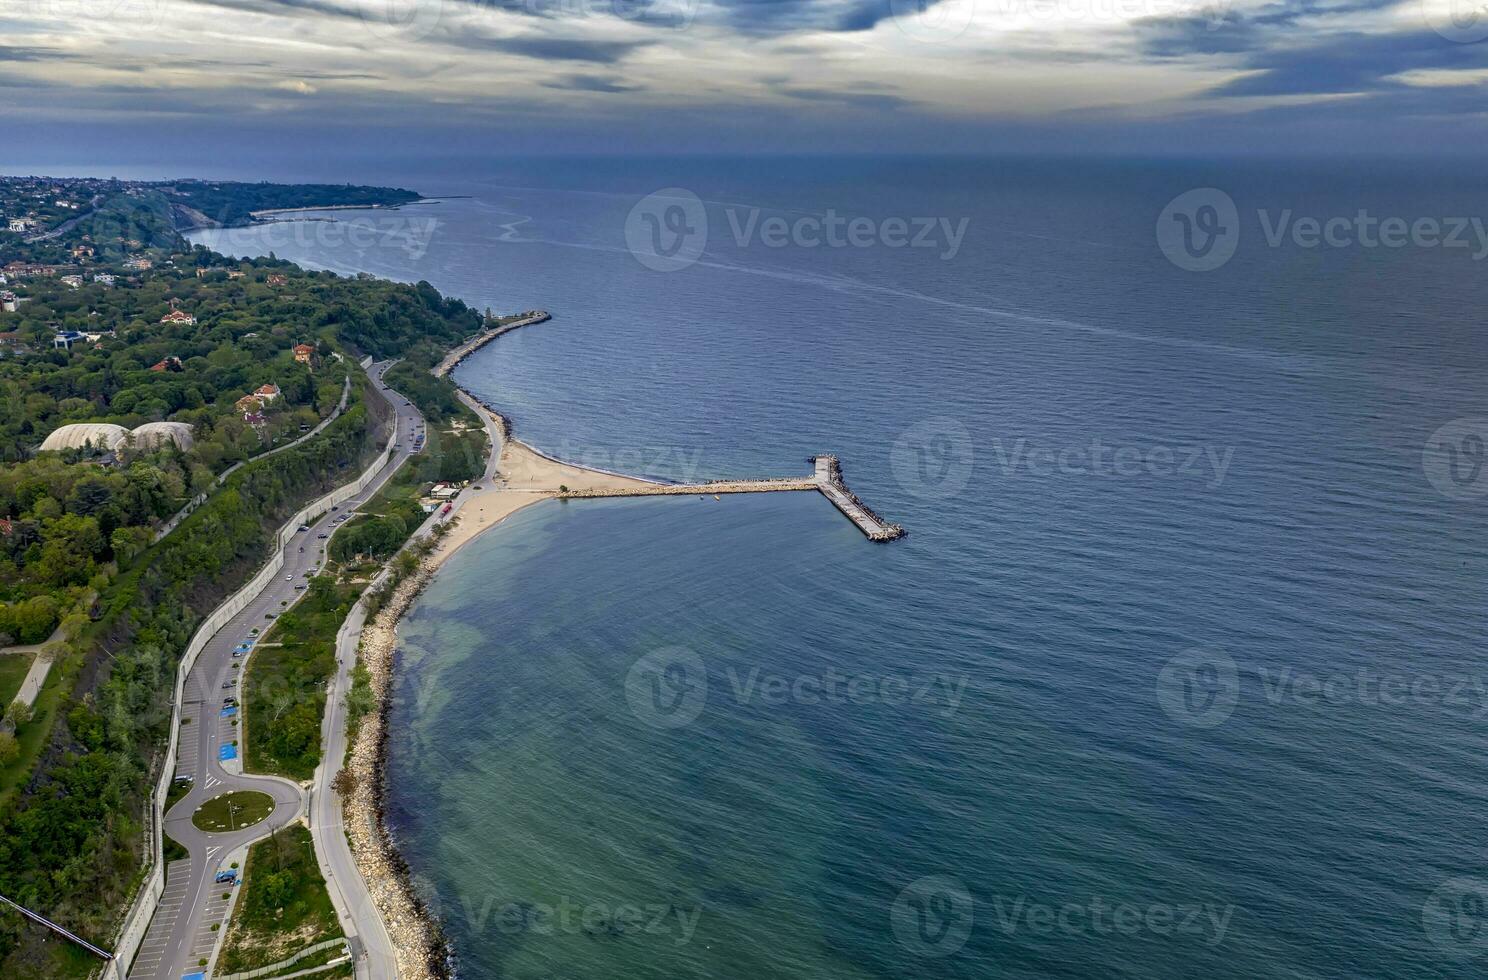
<box><xmin>193</xmin><ymin>157</ymin><xmax>1488</xmax><ymax>979</ymax></box>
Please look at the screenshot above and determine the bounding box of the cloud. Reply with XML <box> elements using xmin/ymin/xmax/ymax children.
<box><xmin>1209</xmin><ymin>30</ymin><xmax>1488</xmax><ymax>97</ymax></box>
<box><xmin>540</xmin><ymin>72</ymin><xmax>639</xmax><ymax>91</ymax></box>
<box><xmin>780</xmin><ymin>85</ymin><xmax>913</xmax><ymax>109</ymax></box>
<box><xmin>0</xmin><ymin>45</ymin><xmax>70</xmax><ymax>63</ymax></box>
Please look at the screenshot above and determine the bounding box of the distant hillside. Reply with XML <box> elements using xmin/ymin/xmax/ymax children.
<box><xmin>162</xmin><ymin>181</ymin><xmax>421</xmax><ymax>228</ymax></box>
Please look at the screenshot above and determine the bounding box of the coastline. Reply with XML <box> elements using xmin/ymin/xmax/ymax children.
<box><xmin>246</xmin><ymin>198</ymin><xmax>437</xmax><ymax>221</ymax></box>
<box><xmin>347</xmin><ymin>317</ymin><xmax>905</xmax><ymax>977</ymax></box>
<box><xmin>344</xmin><ymin>561</ymin><xmax>452</xmax><ymax>980</ymax></box>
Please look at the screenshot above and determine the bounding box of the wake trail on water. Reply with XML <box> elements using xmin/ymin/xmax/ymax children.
<box><xmin>460</xmin><ymin>216</ymin><xmax>1425</xmax><ymax>385</ymax></box>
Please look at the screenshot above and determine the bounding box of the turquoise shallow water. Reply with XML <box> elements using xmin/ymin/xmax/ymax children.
<box><xmin>194</xmin><ymin>157</ymin><xmax>1488</xmax><ymax>979</ymax></box>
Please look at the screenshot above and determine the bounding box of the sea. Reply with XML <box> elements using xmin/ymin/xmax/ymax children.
<box><xmin>190</xmin><ymin>156</ymin><xmax>1488</xmax><ymax>979</ymax></box>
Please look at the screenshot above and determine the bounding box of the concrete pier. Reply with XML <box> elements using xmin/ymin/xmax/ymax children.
<box><xmin>813</xmin><ymin>455</ymin><xmax>906</xmax><ymax>541</ymax></box>
<box><xmin>552</xmin><ymin>455</ymin><xmax>904</xmax><ymax>541</ymax></box>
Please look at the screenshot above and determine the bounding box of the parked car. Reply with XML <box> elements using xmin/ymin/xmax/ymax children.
<box><xmin>214</xmin><ymin>871</ymin><xmax>237</xmax><ymax>884</ymax></box>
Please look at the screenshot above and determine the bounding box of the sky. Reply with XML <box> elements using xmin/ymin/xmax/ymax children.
<box><xmin>1</xmin><ymin>0</ymin><xmax>1486</xmax><ymax>169</ymax></box>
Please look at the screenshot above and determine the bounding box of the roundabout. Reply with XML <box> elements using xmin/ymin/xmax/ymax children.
<box><xmin>191</xmin><ymin>791</ymin><xmax>275</xmax><ymax>833</ymax></box>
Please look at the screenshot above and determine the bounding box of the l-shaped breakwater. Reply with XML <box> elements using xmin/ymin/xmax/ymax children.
<box><xmin>555</xmin><ymin>455</ymin><xmax>905</xmax><ymax>540</ymax></box>
<box><xmin>440</xmin><ymin>311</ymin><xmax>906</xmax><ymax>542</ymax></box>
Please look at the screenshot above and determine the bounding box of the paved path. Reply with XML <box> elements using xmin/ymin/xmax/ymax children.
<box><xmin>11</xmin><ymin>652</ymin><xmax>54</xmax><ymax>710</ymax></box>
<box><xmin>154</xmin><ymin>374</ymin><xmax>352</xmax><ymax>544</ymax></box>
<box><xmin>130</xmin><ymin>362</ymin><xmax>423</xmax><ymax>980</ymax></box>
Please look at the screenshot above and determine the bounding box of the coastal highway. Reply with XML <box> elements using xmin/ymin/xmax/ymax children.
<box><xmin>130</xmin><ymin>361</ymin><xmax>424</xmax><ymax>980</ymax></box>
<box><xmin>305</xmin><ymin>385</ymin><xmax>506</xmax><ymax>980</ymax></box>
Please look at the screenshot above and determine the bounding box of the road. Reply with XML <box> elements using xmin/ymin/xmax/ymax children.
<box><xmin>305</xmin><ymin>384</ymin><xmax>504</xmax><ymax>980</ymax></box>
<box><xmin>130</xmin><ymin>361</ymin><xmax>425</xmax><ymax>980</ymax></box>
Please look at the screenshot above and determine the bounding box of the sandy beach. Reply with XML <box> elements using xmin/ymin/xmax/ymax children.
<box><xmin>421</xmin><ymin>396</ymin><xmax>659</xmax><ymax>571</ymax></box>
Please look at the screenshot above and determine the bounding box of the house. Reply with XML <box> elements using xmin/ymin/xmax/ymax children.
<box><xmin>1</xmin><ymin>292</ymin><xmax>21</xmax><ymax>313</ymax></box>
<box><xmin>267</xmin><ymin>274</ymin><xmax>288</xmax><ymax>286</ymax></box>
<box><xmin>235</xmin><ymin>394</ymin><xmax>262</xmax><ymax>413</ymax></box>
<box><xmin>227</xmin><ymin>270</ymin><xmax>245</xmax><ymax>280</ymax></box>
<box><xmin>254</xmin><ymin>383</ymin><xmax>281</xmax><ymax>402</ymax></box>
<box><xmin>60</xmin><ymin>275</ymin><xmax>83</xmax><ymax>289</ymax></box>
<box><xmin>150</xmin><ymin>356</ymin><xmax>183</xmax><ymax>372</ymax></box>
<box><xmin>160</xmin><ymin>310</ymin><xmax>197</xmax><ymax>326</ymax></box>
<box><xmin>429</xmin><ymin>484</ymin><xmax>460</xmax><ymax>500</ymax></box>
<box><xmin>292</xmin><ymin>343</ymin><xmax>315</xmax><ymax>364</ymax></box>
<box><xmin>71</xmin><ymin>245</ymin><xmax>94</xmax><ymax>260</ymax></box>
<box><xmin>53</xmin><ymin>330</ymin><xmax>86</xmax><ymax>350</ymax></box>
<box><xmin>93</xmin><ymin>273</ymin><xmax>116</xmax><ymax>285</ymax></box>
<box><xmin>82</xmin><ymin>329</ymin><xmax>115</xmax><ymax>343</ymax></box>
<box><xmin>123</xmin><ymin>256</ymin><xmax>152</xmax><ymax>271</ymax></box>
<box><xmin>7</xmin><ymin>218</ymin><xmax>37</xmax><ymax>233</ymax></box>
<box><xmin>4</xmin><ymin>262</ymin><xmax>57</xmax><ymax>278</ymax></box>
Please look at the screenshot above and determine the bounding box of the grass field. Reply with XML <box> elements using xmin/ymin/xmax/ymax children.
<box><xmin>243</xmin><ymin>575</ymin><xmax>361</xmax><ymax>780</ymax></box>
<box><xmin>217</xmin><ymin>823</ymin><xmax>345</xmax><ymax>975</ymax></box>
<box><xmin>191</xmin><ymin>790</ymin><xmax>275</xmax><ymax>832</ymax></box>
<box><xmin>0</xmin><ymin>646</ymin><xmax>76</xmax><ymax>809</ymax></box>
<box><xmin>0</xmin><ymin>653</ymin><xmax>34</xmax><ymax>707</ymax></box>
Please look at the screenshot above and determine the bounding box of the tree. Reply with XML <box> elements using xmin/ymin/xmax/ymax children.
<box><xmin>0</xmin><ymin>730</ymin><xmax>17</xmax><ymax>767</ymax></box>
<box><xmin>4</xmin><ymin>700</ymin><xmax>31</xmax><ymax>729</ymax></box>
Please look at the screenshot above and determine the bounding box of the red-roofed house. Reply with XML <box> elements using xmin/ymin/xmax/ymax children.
<box><xmin>150</xmin><ymin>356</ymin><xmax>183</xmax><ymax>372</ymax></box>
<box><xmin>255</xmin><ymin>383</ymin><xmax>281</xmax><ymax>402</ymax></box>
<box><xmin>292</xmin><ymin>343</ymin><xmax>315</xmax><ymax>365</ymax></box>
<box><xmin>160</xmin><ymin>309</ymin><xmax>197</xmax><ymax>326</ymax></box>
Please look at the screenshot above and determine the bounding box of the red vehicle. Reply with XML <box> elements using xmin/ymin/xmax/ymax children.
<box><xmin>442</xmin><ymin>503</ymin><xmax>453</xmax><ymax>515</ymax></box>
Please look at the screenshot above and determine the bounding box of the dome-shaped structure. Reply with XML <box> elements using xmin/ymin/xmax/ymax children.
<box><xmin>39</xmin><ymin>423</ymin><xmax>129</xmax><ymax>452</ymax></box>
<box><xmin>130</xmin><ymin>421</ymin><xmax>195</xmax><ymax>451</ymax></box>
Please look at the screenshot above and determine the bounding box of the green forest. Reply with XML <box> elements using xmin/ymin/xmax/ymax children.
<box><xmin>0</xmin><ymin>175</ymin><xmax>484</xmax><ymax>976</ymax></box>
